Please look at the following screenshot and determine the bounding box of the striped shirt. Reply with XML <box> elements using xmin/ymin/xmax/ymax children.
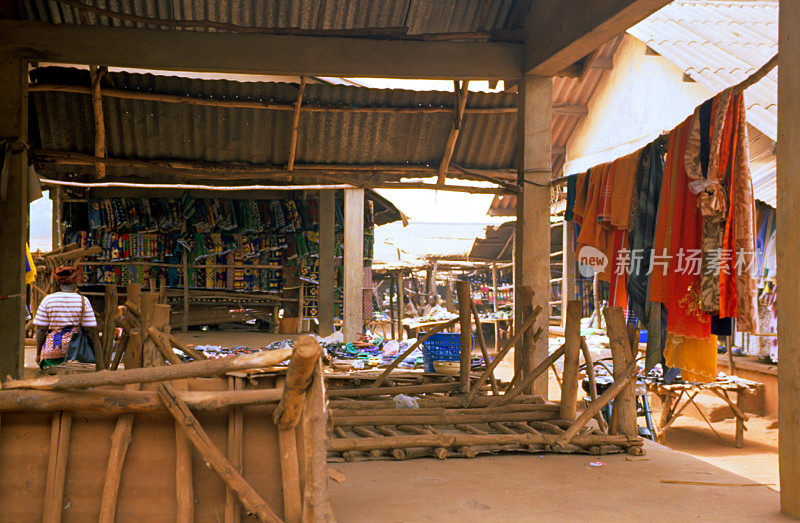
<box><xmin>33</xmin><ymin>292</ymin><xmax>97</xmax><ymax>329</ymax></box>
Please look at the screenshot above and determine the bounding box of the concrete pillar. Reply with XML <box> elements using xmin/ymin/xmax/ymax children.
<box><xmin>343</xmin><ymin>188</ymin><xmax>364</xmax><ymax>342</ymax></box>
<box><xmin>0</xmin><ymin>54</ymin><xmax>28</xmax><ymax>379</ymax></box>
<box><xmin>514</xmin><ymin>74</ymin><xmax>552</xmax><ymax>398</ymax></box>
<box><xmin>777</xmin><ymin>5</ymin><xmax>800</xmax><ymax>516</ymax></box>
<box><xmin>561</xmin><ymin>221</ymin><xmax>576</xmax><ymax>328</ymax></box>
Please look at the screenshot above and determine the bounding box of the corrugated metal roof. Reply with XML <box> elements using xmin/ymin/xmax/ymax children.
<box><xmin>489</xmin><ymin>37</ymin><xmax>622</xmax><ymax>216</ymax></box>
<box><xmin>28</xmin><ymin>66</ymin><xmax>518</xmax><ymax>181</ymax></box>
<box><xmin>374</xmin><ymin>222</ymin><xmax>490</xmax><ymax>266</ymax></box>
<box><xmin>628</xmin><ymin>0</ymin><xmax>777</xmax><ymax>206</ymax></box>
<box><xmin>628</xmin><ymin>0</ymin><xmax>777</xmax><ymax>141</ymax></box>
<box><xmin>468</xmin><ymin>220</ymin><xmax>514</xmax><ymax>261</ymax></box>
<box><xmin>18</xmin><ymin>0</ymin><xmax>527</xmax><ymax>35</ymax></box>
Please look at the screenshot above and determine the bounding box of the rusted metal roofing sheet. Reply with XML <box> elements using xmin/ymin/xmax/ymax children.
<box><xmin>18</xmin><ymin>0</ymin><xmax>527</xmax><ymax>35</ymax></box>
<box><xmin>28</xmin><ymin>66</ymin><xmax>518</xmax><ymax>181</ymax></box>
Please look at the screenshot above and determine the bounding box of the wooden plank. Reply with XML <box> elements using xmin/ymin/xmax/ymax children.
<box><xmin>99</xmin><ymin>384</ymin><xmax>139</xmax><ymax>523</ymax></box>
<box><xmin>524</xmin><ymin>0</ymin><xmax>670</xmax><ymax>75</ymax></box>
<box><xmin>4</xmin><ymin>348</ymin><xmax>292</xmax><ymax>390</ymax></box>
<box><xmin>560</xmin><ymin>300</ymin><xmax>583</xmax><ymax>420</ymax></box>
<box><xmin>470</xmin><ymin>302</ymin><xmax>499</xmax><ymax>394</ymax></box>
<box><xmin>396</xmin><ymin>272</ymin><xmax>405</xmax><ymax>341</ymax></box>
<box><xmin>455</xmin><ymin>280</ymin><xmax>473</xmax><ymax>394</ymax></box>
<box><xmin>0</xmin><ymin>20</ymin><xmax>522</xmax><ymax>80</ymax></box>
<box><xmin>156</xmin><ymin>382</ymin><xmax>283</xmax><ymax>523</ymax></box>
<box><xmin>43</xmin><ymin>411</ymin><xmax>72</xmax><ymax>523</ymax></box>
<box><xmin>0</xmin><ymin>53</ymin><xmax>27</xmax><ymax>380</ymax></box>
<box><xmin>123</xmin><ymin>283</ymin><xmax>142</xmax><ymax>369</ymax></box>
<box><xmin>514</xmin><ymin>74</ymin><xmax>552</xmax><ymax>397</ymax></box>
<box><xmin>181</xmin><ymin>250</ymin><xmax>189</xmax><ymax>332</ymax></box>
<box><xmin>778</xmin><ymin>6</ymin><xmax>800</xmax><ymax>514</ymax></box>
<box><xmin>343</xmin><ymin>188</ymin><xmax>364</xmax><ymax>343</ymax></box>
<box><xmin>317</xmin><ymin>190</ymin><xmax>335</xmax><ymax>337</ymax></box>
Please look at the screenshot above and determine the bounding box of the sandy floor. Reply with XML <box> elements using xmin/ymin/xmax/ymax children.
<box><xmin>329</xmin><ymin>439</ymin><xmax>785</xmax><ymax>522</ymax></box>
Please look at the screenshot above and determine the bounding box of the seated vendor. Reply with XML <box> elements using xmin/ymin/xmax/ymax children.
<box><xmin>420</xmin><ymin>296</ymin><xmax>447</xmax><ymax>319</ymax></box>
<box><xmin>33</xmin><ymin>266</ymin><xmax>98</xmax><ymax>369</ymax></box>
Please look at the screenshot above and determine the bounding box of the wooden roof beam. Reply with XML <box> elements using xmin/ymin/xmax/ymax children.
<box><xmin>437</xmin><ymin>80</ymin><xmax>469</xmax><ymax>184</ymax></box>
<box><xmin>524</xmin><ymin>0</ymin><xmax>670</xmax><ymax>76</ymax></box>
<box><xmin>0</xmin><ymin>20</ymin><xmax>522</xmax><ymax>80</ymax></box>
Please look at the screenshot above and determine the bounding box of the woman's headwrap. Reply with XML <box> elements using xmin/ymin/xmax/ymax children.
<box><xmin>53</xmin><ymin>266</ymin><xmax>79</xmax><ymax>285</ymax></box>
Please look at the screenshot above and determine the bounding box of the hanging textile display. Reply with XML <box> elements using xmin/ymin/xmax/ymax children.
<box><xmin>564</xmin><ymin>88</ymin><xmax>759</xmax><ymax>382</ymax></box>
<box><xmin>62</xmin><ymin>192</ymin><xmax>375</xmax><ymax>320</ymax></box>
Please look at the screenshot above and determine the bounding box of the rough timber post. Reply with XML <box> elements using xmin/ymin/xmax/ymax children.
<box><xmin>318</xmin><ymin>190</ymin><xmax>335</xmax><ymax>337</ymax></box>
<box><xmin>514</xmin><ymin>74</ymin><xmax>552</xmax><ymax>398</ymax></box>
<box><xmin>561</xmin><ymin>221</ymin><xmax>576</xmax><ymax>329</ymax></box>
<box><xmin>343</xmin><ymin>188</ymin><xmax>364</xmax><ymax>343</ymax></box>
<box><xmin>778</xmin><ymin>5</ymin><xmax>800</xmax><ymax>516</ymax></box>
<box><xmin>0</xmin><ymin>54</ymin><xmax>28</xmax><ymax>380</ymax></box>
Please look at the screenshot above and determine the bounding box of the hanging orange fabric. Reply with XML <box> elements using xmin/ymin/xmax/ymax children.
<box><xmin>650</xmin><ymin>117</ymin><xmax>688</xmax><ymax>304</ymax></box>
<box><xmin>664</xmin><ymin>333</ymin><xmax>718</xmax><ymax>383</ymax></box>
<box><xmin>666</xmin><ymin>117</ymin><xmax>711</xmax><ymax>339</ymax></box>
<box><xmin>607</xmin><ymin>228</ymin><xmax>629</xmax><ymax>308</ymax></box>
<box><xmin>572</xmin><ymin>171</ymin><xmax>589</xmax><ymax>225</ymax></box>
<box><xmin>577</xmin><ymin>162</ymin><xmax>614</xmax><ymax>256</ymax></box>
<box><xmin>609</xmin><ymin>150</ymin><xmax>643</xmax><ymax>229</ymax></box>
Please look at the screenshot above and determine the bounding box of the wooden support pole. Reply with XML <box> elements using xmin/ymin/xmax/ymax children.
<box><xmin>102</xmin><ymin>284</ymin><xmax>118</xmax><ymax>367</ymax></box>
<box><xmin>370</xmin><ymin>318</ymin><xmax>459</xmax><ymax>388</ymax></box>
<box><xmin>498</xmin><ymin>343</ymin><xmax>565</xmax><ymax>406</ymax></box>
<box><xmin>396</xmin><ymin>272</ymin><xmax>405</xmax><ymax>341</ymax></box>
<box><xmin>168</xmin><ymin>333</ymin><xmax>207</xmax><ymax>360</ymax></box>
<box><xmin>561</xmin><ymin>222</ymin><xmax>576</xmax><ymax>329</ymax></box>
<box><xmin>172</xmin><ymin>380</ymin><xmax>194</xmax><ymax>523</ymax></box>
<box><xmin>437</xmin><ymin>80</ymin><xmax>469</xmax><ymax>183</ymax></box>
<box><xmin>0</xmin><ymin>54</ymin><xmax>28</xmax><ymax>380</ymax></box>
<box><xmin>470</xmin><ymin>302</ymin><xmax>499</xmax><ymax>395</ymax></box>
<box><xmin>492</xmin><ymin>264</ymin><xmax>499</xmax><ymax>313</ymax></box>
<box><xmin>580</xmin><ymin>337</ymin><xmax>608</xmax><ymax>433</ymax></box>
<box><xmin>560</xmin><ymin>300</ymin><xmax>583</xmax><ymax>420</ymax></box>
<box><xmin>181</xmin><ymin>249</ymin><xmax>189</xmax><ymax>332</ymax></box>
<box><xmin>455</xmin><ymin>280</ymin><xmax>473</xmax><ymax>394</ymax></box>
<box><xmin>143</xmin><ymin>301</ymin><xmax>171</xmax><ymax>367</ymax></box>
<box><xmin>224</xmin><ymin>377</ymin><xmax>244</xmax><ymax>523</ymax></box>
<box><xmin>603</xmin><ymin>306</ymin><xmax>638</xmax><ymax>438</ymax></box>
<box><xmin>286</xmin><ymin>76</ymin><xmax>306</xmax><ymax>171</ymax></box>
<box><xmin>778</xmin><ymin>8</ymin><xmax>800</xmax><ymax>512</ymax></box>
<box><xmin>462</xmin><ymin>306</ymin><xmax>542</xmax><ymax>407</ymax></box>
<box><xmin>514</xmin><ymin>74</ymin><xmax>552</xmax><ymax>398</ymax></box>
<box><xmin>300</xmin><ymin>362</ymin><xmax>328</xmax><ymax>521</ymax></box>
<box><xmin>89</xmin><ymin>65</ymin><xmax>107</xmax><ymax>179</ymax></box>
<box><xmin>556</xmin><ymin>360</ymin><xmax>639</xmax><ymax>447</ymax></box>
<box><xmin>123</xmin><ymin>283</ymin><xmax>142</xmax><ymax>369</ymax></box>
<box><xmin>52</xmin><ymin>186</ymin><xmax>63</xmax><ymax>249</ymax></box>
<box><xmin>99</xmin><ymin>384</ymin><xmax>139</xmax><ymax>523</ymax></box>
<box><xmin>273</xmin><ymin>336</ymin><xmax>322</xmax><ymax>430</ymax></box>
<box><xmin>4</xmin><ymin>348</ymin><xmax>292</xmax><ymax>390</ymax></box>
<box><xmin>278</xmin><ymin>428</ymin><xmax>302</xmax><ymax>523</ymax></box>
<box><xmin>43</xmin><ymin>411</ymin><xmax>72</xmax><ymax>523</ymax></box>
<box><xmin>343</xmin><ymin>188</ymin><xmax>364</xmax><ymax>343</ymax></box>
<box><xmin>318</xmin><ymin>190</ymin><xmax>335</xmax><ymax>337</ymax></box>
<box><xmin>157</xmin><ymin>382</ymin><xmax>283</xmax><ymax>523</ymax></box>
<box><xmin>148</xmin><ymin>326</ymin><xmax>182</xmax><ymax>365</ymax></box>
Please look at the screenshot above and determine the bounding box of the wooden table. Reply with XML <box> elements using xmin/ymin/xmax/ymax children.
<box><xmin>402</xmin><ymin>319</ymin><xmax>457</xmax><ymax>339</ymax></box>
<box><xmin>645</xmin><ymin>376</ymin><xmax>760</xmax><ymax>448</ymax></box>
<box><xmin>477</xmin><ymin>316</ymin><xmax>512</xmax><ymax>352</ymax></box>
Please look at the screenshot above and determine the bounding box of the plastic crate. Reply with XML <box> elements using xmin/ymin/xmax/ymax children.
<box><xmin>421</xmin><ymin>332</ymin><xmax>473</xmax><ymax>373</ymax></box>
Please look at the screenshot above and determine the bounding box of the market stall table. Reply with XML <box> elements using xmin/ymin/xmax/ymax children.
<box><xmin>645</xmin><ymin>375</ymin><xmax>761</xmax><ymax>448</ymax></box>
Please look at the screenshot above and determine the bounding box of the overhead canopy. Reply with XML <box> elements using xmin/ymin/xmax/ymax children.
<box><xmin>28</xmin><ymin>66</ymin><xmax>517</xmax><ymax>188</ymax></box>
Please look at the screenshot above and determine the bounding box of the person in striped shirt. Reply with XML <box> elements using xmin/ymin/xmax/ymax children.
<box><xmin>33</xmin><ymin>266</ymin><xmax>98</xmax><ymax>369</ymax></box>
